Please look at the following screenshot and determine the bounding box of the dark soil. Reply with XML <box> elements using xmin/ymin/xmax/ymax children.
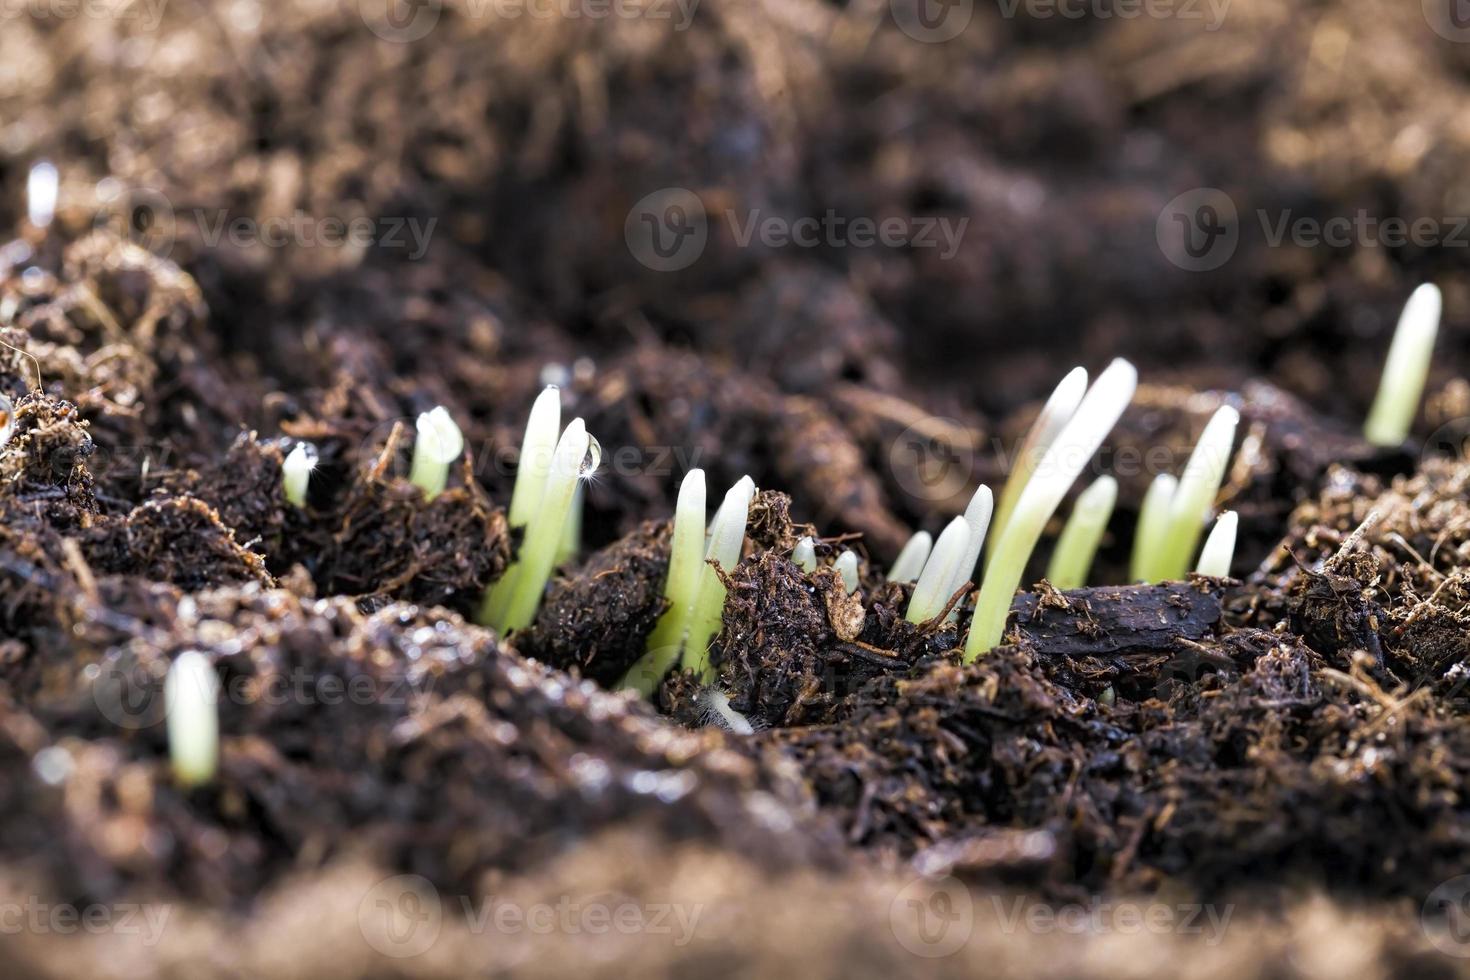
<box><xmin>3</xmin><ymin>0</ymin><xmax>1470</xmax><ymax>973</ymax></box>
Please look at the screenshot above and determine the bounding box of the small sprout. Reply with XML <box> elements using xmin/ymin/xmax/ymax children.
<box><xmin>281</xmin><ymin>442</ymin><xmax>317</xmax><ymax>508</ymax></box>
<box><xmin>792</xmin><ymin>535</ymin><xmax>818</xmax><ymax>573</ymax></box>
<box><xmin>480</xmin><ymin>418</ymin><xmax>598</xmax><ymax>634</ymax></box>
<box><xmin>621</xmin><ymin>469</ymin><xmax>707</xmax><ymax>696</ymax></box>
<box><xmin>507</xmin><ymin>386</ymin><xmax>561</xmax><ymax>528</ymax></box>
<box><xmin>1195</xmin><ymin>510</ymin><xmax>1239</xmax><ymax>578</ymax></box>
<box><xmin>165</xmin><ymin>651</ymin><xmax>219</xmax><ymax>789</ymax></box>
<box><xmin>834</xmin><ymin>550</ymin><xmax>860</xmax><ymax>593</ymax></box>
<box><xmin>989</xmin><ymin>366</ymin><xmax>1088</xmax><ymax>564</ymax></box>
<box><xmin>966</xmin><ymin>359</ymin><xmax>1138</xmax><ymax>660</ymax></box>
<box><xmin>682</xmin><ymin>476</ymin><xmax>755</xmax><ymax>682</ymax></box>
<box><xmin>906</xmin><ymin>515</ymin><xmax>971</xmax><ymax>623</ymax></box>
<box><xmin>1129</xmin><ymin>473</ymin><xmax>1177</xmax><ymax>583</ymax></box>
<box><xmin>408</xmin><ymin>406</ymin><xmax>464</xmax><ymax>500</ymax></box>
<box><xmin>27</xmin><ymin>161</ymin><xmax>58</xmax><ymax>230</ymax></box>
<box><xmin>1153</xmin><ymin>406</ymin><xmax>1239</xmax><ymax>581</ymax></box>
<box><xmin>947</xmin><ymin>485</ymin><xmax>995</xmax><ymax>621</ymax></box>
<box><xmin>620</xmin><ymin>473</ymin><xmax>754</xmax><ymax>693</ymax></box>
<box><xmin>556</xmin><ymin>482</ymin><xmax>584</xmax><ymax>566</ymax></box>
<box><xmin>0</xmin><ymin>392</ymin><xmax>13</xmax><ymax>449</ymax></box>
<box><xmin>887</xmin><ymin>531</ymin><xmax>933</xmax><ymax>584</ymax></box>
<box><xmin>1365</xmin><ymin>283</ymin><xmax>1442</xmax><ymax>447</ymax></box>
<box><xmin>699</xmin><ymin>687</ymin><xmax>755</xmax><ymax>735</ymax></box>
<box><xmin>1046</xmin><ymin>475</ymin><xmax>1118</xmax><ymax>590</ymax></box>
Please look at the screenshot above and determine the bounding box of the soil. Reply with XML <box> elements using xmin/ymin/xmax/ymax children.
<box><xmin>3</xmin><ymin>0</ymin><xmax>1470</xmax><ymax>974</ymax></box>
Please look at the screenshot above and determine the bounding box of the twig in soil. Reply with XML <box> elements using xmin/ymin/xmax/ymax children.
<box><xmin>1195</xmin><ymin>510</ymin><xmax>1239</xmax><ymax>578</ymax></box>
<box><xmin>1365</xmin><ymin>283</ymin><xmax>1441</xmax><ymax>447</ymax></box>
<box><xmin>1046</xmin><ymin>475</ymin><xmax>1117</xmax><ymax>590</ymax></box>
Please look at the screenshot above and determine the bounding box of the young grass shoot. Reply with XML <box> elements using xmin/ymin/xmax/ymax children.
<box><xmin>1195</xmin><ymin>510</ymin><xmax>1238</xmax><ymax>578</ymax></box>
<box><xmin>1129</xmin><ymin>473</ymin><xmax>1177</xmax><ymax>583</ymax></box>
<box><xmin>165</xmin><ymin>651</ymin><xmax>219</xmax><ymax>789</ymax></box>
<box><xmin>887</xmin><ymin>531</ymin><xmax>932</xmax><ymax>584</ymax></box>
<box><xmin>1046</xmin><ymin>475</ymin><xmax>1117</xmax><ymax>590</ymax></box>
<box><xmin>966</xmin><ymin>359</ymin><xmax>1138</xmax><ymax>660</ymax></box>
<box><xmin>1150</xmin><ymin>405</ymin><xmax>1239</xmax><ymax>582</ymax></box>
<box><xmin>989</xmin><ymin>366</ymin><xmax>1087</xmax><ymax>565</ymax></box>
<box><xmin>1364</xmin><ymin>283</ymin><xmax>1441</xmax><ymax>447</ymax></box>
<box><xmin>282</xmin><ymin>442</ymin><xmax>317</xmax><ymax>508</ymax></box>
<box><xmin>408</xmin><ymin>406</ymin><xmax>464</xmax><ymax>500</ymax></box>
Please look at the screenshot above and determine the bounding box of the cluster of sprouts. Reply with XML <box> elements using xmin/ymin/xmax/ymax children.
<box><xmin>620</xmin><ymin>470</ymin><xmax>755</xmax><ymax>695</ymax></box>
<box><xmin>480</xmin><ymin>387</ymin><xmax>600</xmax><ymax>635</ymax></box>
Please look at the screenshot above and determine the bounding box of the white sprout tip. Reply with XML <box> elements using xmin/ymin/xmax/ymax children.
<box><xmin>27</xmin><ymin>161</ymin><xmax>59</xmax><ymax>230</ymax></box>
<box><xmin>282</xmin><ymin>442</ymin><xmax>318</xmax><ymax>507</ymax></box>
<box><xmin>834</xmin><ymin>550</ymin><xmax>860</xmax><ymax>594</ymax></box>
<box><xmin>1195</xmin><ymin>510</ymin><xmax>1239</xmax><ymax>578</ymax></box>
<box><xmin>793</xmin><ymin>536</ymin><xmax>818</xmax><ymax>573</ymax></box>
<box><xmin>1364</xmin><ymin>283</ymin><xmax>1442</xmax><ymax>446</ymax></box>
<box><xmin>165</xmin><ymin>651</ymin><xmax>220</xmax><ymax>788</ymax></box>
<box><xmin>415</xmin><ymin>406</ymin><xmax>465</xmax><ymax>464</ymax></box>
<box><xmin>887</xmin><ymin>530</ymin><xmax>933</xmax><ymax>584</ymax></box>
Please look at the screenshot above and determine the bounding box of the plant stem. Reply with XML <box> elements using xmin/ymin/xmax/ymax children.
<box><xmin>1046</xmin><ymin>475</ymin><xmax>1117</xmax><ymax>590</ymax></box>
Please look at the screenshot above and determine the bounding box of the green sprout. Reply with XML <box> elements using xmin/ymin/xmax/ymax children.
<box><xmin>966</xmin><ymin>359</ymin><xmax>1138</xmax><ymax>660</ymax></box>
<box><xmin>887</xmin><ymin>531</ymin><xmax>932</xmax><ymax>584</ymax></box>
<box><xmin>906</xmin><ymin>515</ymin><xmax>971</xmax><ymax>623</ymax></box>
<box><xmin>1365</xmin><ymin>283</ymin><xmax>1442</xmax><ymax>447</ymax></box>
<box><xmin>1150</xmin><ymin>406</ymin><xmax>1239</xmax><ymax>582</ymax></box>
<box><xmin>989</xmin><ymin>366</ymin><xmax>1088</xmax><ymax>566</ymax></box>
<box><xmin>282</xmin><ymin>442</ymin><xmax>317</xmax><ymax>508</ymax></box>
<box><xmin>1195</xmin><ymin>509</ymin><xmax>1238</xmax><ymax>578</ymax></box>
<box><xmin>1046</xmin><ymin>475</ymin><xmax>1117</xmax><ymax>590</ymax></box>
<box><xmin>621</xmin><ymin>469</ymin><xmax>706</xmax><ymax>696</ymax></box>
<box><xmin>408</xmin><ymin>406</ymin><xmax>465</xmax><ymax>500</ymax></box>
<box><xmin>557</xmin><ymin>483</ymin><xmax>584</xmax><ymax>567</ymax></box>
<box><xmin>1129</xmin><ymin>473</ymin><xmax>1177</xmax><ymax>583</ymax></box>
<box><xmin>479</xmin><ymin>417</ymin><xmax>599</xmax><ymax>634</ymax></box>
<box><xmin>793</xmin><ymin>536</ymin><xmax>818</xmax><ymax>573</ymax></box>
<box><xmin>682</xmin><ymin>476</ymin><xmax>755</xmax><ymax>682</ymax></box>
<box><xmin>621</xmin><ymin>473</ymin><xmax>755</xmax><ymax>693</ymax></box>
<box><xmin>834</xmin><ymin>550</ymin><xmax>860</xmax><ymax>593</ymax></box>
<box><xmin>948</xmin><ymin>485</ymin><xmax>994</xmax><ymax>620</ymax></box>
<box><xmin>165</xmin><ymin>651</ymin><xmax>219</xmax><ymax>788</ymax></box>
